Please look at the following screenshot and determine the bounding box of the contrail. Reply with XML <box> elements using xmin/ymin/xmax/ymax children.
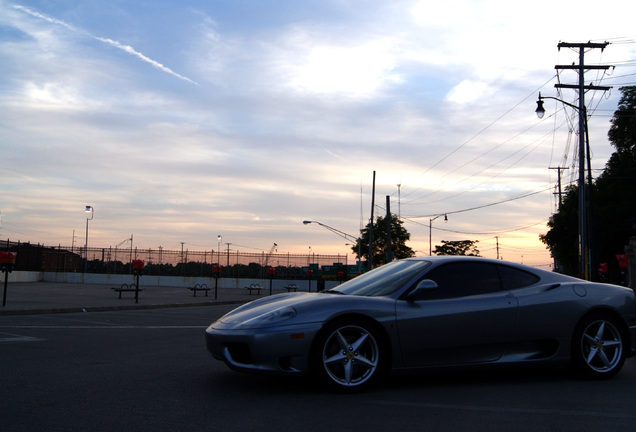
<box><xmin>13</xmin><ymin>4</ymin><xmax>199</xmax><ymax>85</ymax></box>
<box><xmin>95</xmin><ymin>37</ymin><xmax>199</xmax><ymax>85</ymax></box>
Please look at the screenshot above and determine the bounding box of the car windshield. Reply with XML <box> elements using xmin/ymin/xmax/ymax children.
<box><xmin>328</xmin><ymin>260</ymin><xmax>431</xmax><ymax>297</ymax></box>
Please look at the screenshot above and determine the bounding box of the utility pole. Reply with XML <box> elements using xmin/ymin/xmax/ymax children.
<box><xmin>368</xmin><ymin>171</ymin><xmax>376</xmax><ymax>270</ymax></box>
<box><xmin>385</xmin><ymin>196</ymin><xmax>393</xmax><ymax>263</ymax></box>
<box><xmin>554</xmin><ymin>41</ymin><xmax>611</xmax><ymax>280</ymax></box>
<box><xmin>549</xmin><ymin>166</ymin><xmax>568</xmax><ymax>210</ymax></box>
<box><xmin>396</xmin><ymin>184</ymin><xmax>401</xmax><ymax>220</ymax></box>
<box><xmin>495</xmin><ymin>236</ymin><xmax>500</xmax><ymax>260</ymax></box>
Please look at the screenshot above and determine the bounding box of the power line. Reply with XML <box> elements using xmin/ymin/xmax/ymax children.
<box><xmin>417</xmin><ymin>219</ymin><xmax>548</xmax><ymax>236</ymax></box>
<box><xmin>403</xmin><ymin>187</ymin><xmax>551</xmax><ymax>219</ymax></box>
<box><xmin>399</xmin><ymin>76</ymin><xmax>557</xmax><ymax>200</ymax></box>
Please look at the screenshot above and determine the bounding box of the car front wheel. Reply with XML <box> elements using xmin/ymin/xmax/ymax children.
<box><xmin>311</xmin><ymin>319</ymin><xmax>385</xmax><ymax>392</ymax></box>
<box><xmin>571</xmin><ymin>313</ymin><xmax>625</xmax><ymax>379</ymax></box>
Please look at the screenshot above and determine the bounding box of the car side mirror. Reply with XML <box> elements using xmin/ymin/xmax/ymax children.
<box><xmin>407</xmin><ymin>279</ymin><xmax>438</xmax><ymax>301</ymax></box>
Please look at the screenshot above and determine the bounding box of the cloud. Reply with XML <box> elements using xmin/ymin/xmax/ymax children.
<box><xmin>446</xmin><ymin>80</ymin><xmax>493</xmax><ymax>104</ymax></box>
<box><xmin>13</xmin><ymin>4</ymin><xmax>198</xmax><ymax>85</ymax></box>
<box><xmin>94</xmin><ymin>36</ymin><xmax>198</xmax><ymax>85</ymax></box>
<box><xmin>1</xmin><ymin>0</ymin><xmax>634</xmax><ymax>268</ymax></box>
<box><xmin>12</xmin><ymin>4</ymin><xmax>77</xmax><ymax>31</ymax></box>
<box><xmin>286</xmin><ymin>39</ymin><xmax>401</xmax><ymax>96</ymax></box>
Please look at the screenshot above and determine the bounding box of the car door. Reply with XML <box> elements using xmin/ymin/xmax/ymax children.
<box><xmin>395</xmin><ymin>261</ymin><xmax>519</xmax><ymax>367</ymax></box>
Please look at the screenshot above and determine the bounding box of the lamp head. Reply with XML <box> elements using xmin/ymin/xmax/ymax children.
<box><xmin>85</xmin><ymin>206</ymin><xmax>92</xmax><ymax>213</ymax></box>
<box><xmin>535</xmin><ymin>94</ymin><xmax>545</xmax><ymax>119</ymax></box>
<box><xmin>303</xmin><ymin>220</ymin><xmax>312</xmax><ymax>225</ymax></box>
<box><xmin>444</xmin><ymin>214</ymin><xmax>448</xmax><ymax>222</ymax></box>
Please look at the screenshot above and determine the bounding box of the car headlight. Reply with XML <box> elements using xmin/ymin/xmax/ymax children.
<box><xmin>241</xmin><ymin>306</ymin><xmax>297</xmax><ymax>327</ymax></box>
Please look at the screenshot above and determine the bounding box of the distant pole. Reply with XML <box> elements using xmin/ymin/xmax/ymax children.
<box><xmin>368</xmin><ymin>171</ymin><xmax>376</xmax><ymax>270</ymax></box>
<box><xmin>385</xmin><ymin>195</ymin><xmax>393</xmax><ymax>262</ymax></box>
<box><xmin>129</xmin><ymin>234</ymin><xmax>133</xmax><ymax>275</ymax></box>
<box><xmin>549</xmin><ymin>167</ymin><xmax>568</xmax><ymax>210</ymax></box>
<box><xmin>181</xmin><ymin>242</ymin><xmax>185</xmax><ymax>276</ymax></box>
<box><xmin>217</xmin><ymin>235</ymin><xmax>222</xmax><ymax>265</ymax></box>
<box><xmin>84</xmin><ymin>206</ymin><xmax>94</xmax><ymax>274</ymax></box>
<box><xmin>496</xmin><ymin>236</ymin><xmax>500</xmax><ymax>260</ymax></box>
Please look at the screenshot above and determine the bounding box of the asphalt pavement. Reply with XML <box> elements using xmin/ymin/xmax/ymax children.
<box><xmin>0</xmin><ymin>280</ymin><xmax>278</xmax><ymax>315</ymax></box>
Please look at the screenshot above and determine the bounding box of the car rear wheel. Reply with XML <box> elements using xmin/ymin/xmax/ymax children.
<box><xmin>571</xmin><ymin>313</ymin><xmax>625</xmax><ymax>379</ymax></box>
<box><xmin>311</xmin><ymin>318</ymin><xmax>385</xmax><ymax>392</ymax></box>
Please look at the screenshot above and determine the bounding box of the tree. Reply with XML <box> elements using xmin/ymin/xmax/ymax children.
<box><xmin>433</xmin><ymin>240</ymin><xmax>480</xmax><ymax>256</ymax></box>
<box><xmin>593</xmin><ymin>86</ymin><xmax>636</xmax><ymax>280</ymax></box>
<box><xmin>540</xmin><ymin>86</ymin><xmax>636</xmax><ymax>281</ymax></box>
<box><xmin>357</xmin><ymin>215</ymin><xmax>414</xmax><ymax>266</ymax></box>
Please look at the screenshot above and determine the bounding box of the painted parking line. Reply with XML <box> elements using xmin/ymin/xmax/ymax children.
<box><xmin>0</xmin><ymin>325</ymin><xmax>205</xmax><ymax>329</ymax></box>
<box><xmin>0</xmin><ymin>332</ymin><xmax>44</xmax><ymax>343</ymax></box>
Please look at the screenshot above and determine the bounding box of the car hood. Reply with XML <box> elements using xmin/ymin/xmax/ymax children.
<box><xmin>212</xmin><ymin>292</ymin><xmax>393</xmax><ymax>330</ymax></box>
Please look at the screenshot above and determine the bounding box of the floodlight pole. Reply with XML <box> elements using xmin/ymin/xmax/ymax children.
<box><xmin>429</xmin><ymin>214</ymin><xmax>448</xmax><ymax>256</ymax></box>
<box><xmin>303</xmin><ymin>220</ymin><xmax>362</xmax><ymax>274</ymax></box>
<box><xmin>84</xmin><ymin>206</ymin><xmax>94</xmax><ymax>274</ymax></box>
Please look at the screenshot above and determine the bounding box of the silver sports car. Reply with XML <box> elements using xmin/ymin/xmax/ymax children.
<box><xmin>206</xmin><ymin>256</ymin><xmax>636</xmax><ymax>391</ymax></box>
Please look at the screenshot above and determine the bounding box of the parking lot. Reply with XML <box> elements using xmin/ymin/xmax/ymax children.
<box><xmin>2</xmin><ymin>304</ymin><xmax>636</xmax><ymax>432</ymax></box>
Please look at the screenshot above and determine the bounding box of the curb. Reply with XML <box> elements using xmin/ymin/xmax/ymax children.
<box><xmin>0</xmin><ymin>300</ymin><xmax>247</xmax><ymax>316</ymax></box>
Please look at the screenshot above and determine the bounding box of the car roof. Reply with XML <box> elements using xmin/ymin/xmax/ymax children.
<box><xmin>402</xmin><ymin>255</ymin><xmax>576</xmax><ymax>282</ymax></box>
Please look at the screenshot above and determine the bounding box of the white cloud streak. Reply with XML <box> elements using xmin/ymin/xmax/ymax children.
<box><xmin>12</xmin><ymin>4</ymin><xmax>198</xmax><ymax>85</ymax></box>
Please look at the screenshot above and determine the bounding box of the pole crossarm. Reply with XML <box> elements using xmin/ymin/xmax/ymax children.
<box><xmin>555</xmin><ymin>65</ymin><xmax>611</xmax><ymax>70</ymax></box>
<box><xmin>557</xmin><ymin>41</ymin><xmax>609</xmax><ymax>50</ymax></box>
<box><xmin>555</xmin><ymin>84</ymin><xmax>611</xmax><ymax>91</ymax></box>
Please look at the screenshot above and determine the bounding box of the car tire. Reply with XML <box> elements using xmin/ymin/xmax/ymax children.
<box><xmin>310</xmin><ymin>318</ymin><xmax>386</xmax><ymax>392</ymax></box>
<box><xmin>571</xmin><ymin>312</ymin><xmax>626</xmax><ymax>379</ymax></box>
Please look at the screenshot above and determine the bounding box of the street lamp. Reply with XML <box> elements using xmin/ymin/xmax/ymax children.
<box><xmin>536</xmin><ymin>92</ymin><xmax>592</xmax><ymax>279</ymax></box>
<box><xmin>429</xmin><ymin>214</ymin><xmax>448</xmax><ymax>256</ymax></box>
<box><xmin>303</xmin><ymin>220</ymin><xmax>362</xmax><ymax>274</ymax></box>
<box><xmin>217</xmin><ymin>235</ymin><xmax>222</xmax><ymax>266</ymax></box>
<box><xmin>84</xmin><ymin>206</ymin><xmax>94</xmax><ymax>274</ymax></box>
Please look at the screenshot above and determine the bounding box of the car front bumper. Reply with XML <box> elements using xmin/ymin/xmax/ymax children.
<box><xmin>205</xmin><ymin>322</ymin><xmax>323</xmax><ymax>375</ymax></box>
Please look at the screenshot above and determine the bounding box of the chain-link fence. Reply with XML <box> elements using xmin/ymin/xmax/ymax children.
<box><xmin>2</xmin><ymin>239</ymin><xmax>352</xmax><ymax>279</ymax></box>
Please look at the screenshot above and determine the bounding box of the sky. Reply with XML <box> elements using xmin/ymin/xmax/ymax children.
<box><xmin>1</xmin><ymin>0</ymin><xmax>635</xmax><ymax>267</ymax></box>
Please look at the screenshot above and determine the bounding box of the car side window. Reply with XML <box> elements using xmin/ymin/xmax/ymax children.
<box><xmin>421</xmin><ymin>262</ymin><xmax>501</xmax><ymax>299</ymax></box>
<box><xmin>497</xmin><ymin>264</ymin><xmax>540</xmax><ymax>290</ymax></box>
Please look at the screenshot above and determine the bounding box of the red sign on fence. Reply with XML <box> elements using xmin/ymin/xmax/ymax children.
<box><xmin>616</xmin><ymin>254</ymin><xmax>628</xmax><ymax>269</ymax></box>
<box><xmin>0</xmin><ymin>252</ymin><xmax>16</xmax><ymax>264</ymax></box>
<box><xmin>132</xmin><ymin>259</ymin><xmax>145</xmax><ymax>270</ymax></box>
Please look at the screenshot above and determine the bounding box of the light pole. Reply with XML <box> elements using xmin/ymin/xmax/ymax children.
<box><xmin>429</xmin><ymin>214</ymin><xmax>448</xmax><ymax>256</ymax></box>
<box><xmin>84</xmin><ymin>206</ymin><xmax>94</xmax><ymax>274</ymax></box>
<box><xmin>536</xmin><ymin>92</ymin><xmax>593</xmax><ymax>279</ymax></box>
<box><xmin>303</xmin><ymin>220</ymin><xmax>362</xmax><ymax>274</ymax></box>
<box><xmin>217</xmin><ymin>235</ymin><xmax>222</xmax><ymax>265</ymax></box>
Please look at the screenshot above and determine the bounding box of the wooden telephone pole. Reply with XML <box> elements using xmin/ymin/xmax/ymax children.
<box><xmin>554</xmin><ymin>41</ymin><xmax>611</xmax><ymax>280</ymax></box>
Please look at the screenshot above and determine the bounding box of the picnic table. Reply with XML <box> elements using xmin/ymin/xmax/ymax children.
<box><xmin>188</xmin><ymin>283</ymin><xmax>211</xmax><ymax>297</ymax></box>
<box><xmin>245</xmin><ymin>284</ymin><xmax>263</xmax><ymax>295</ymax></box>
<box><xmin>111</xmin><ymin>283</ymin><xmax>143</xmax><ymax>299</ymax></box>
